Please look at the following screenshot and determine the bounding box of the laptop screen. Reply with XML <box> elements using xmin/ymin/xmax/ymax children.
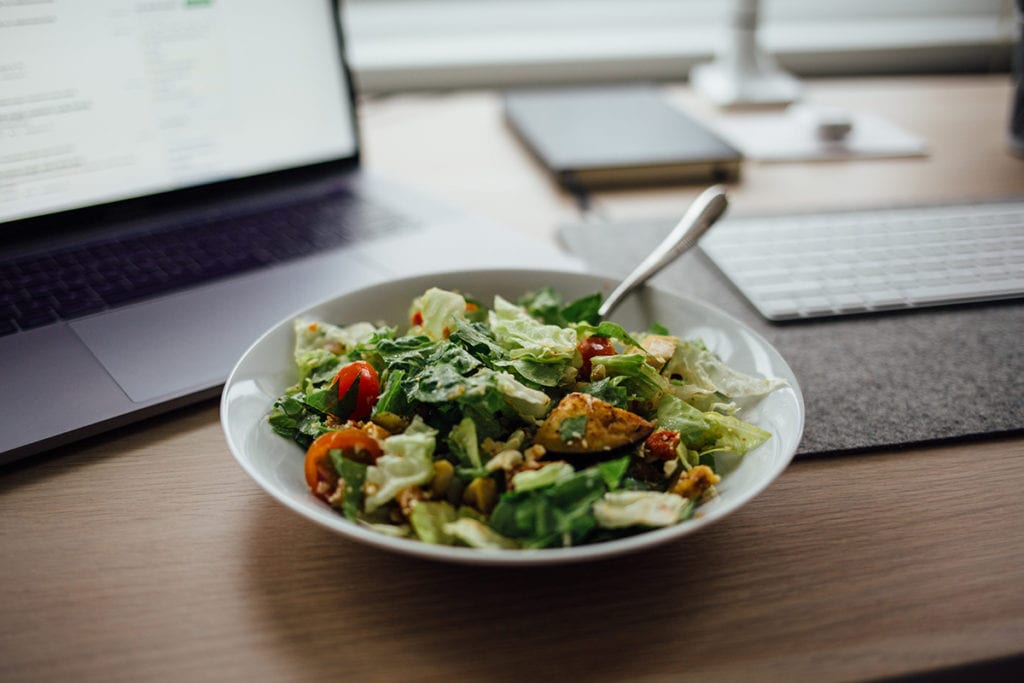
<box><xmin>0</xmin><ymin>0</ymin><xmax>357</xmax><ymax>224</ymax></box>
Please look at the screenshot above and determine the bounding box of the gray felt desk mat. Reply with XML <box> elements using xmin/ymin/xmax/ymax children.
<box><xmin>559</xmin><ymin>219</ymin><xmax>1024</xmax><ymax>456</ymax></box>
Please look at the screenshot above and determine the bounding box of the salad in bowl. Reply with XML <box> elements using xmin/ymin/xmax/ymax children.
<box><xmin>262</xmin><ymin>281</ymin><xmax>790</xmax><ymax>552</ymax></box>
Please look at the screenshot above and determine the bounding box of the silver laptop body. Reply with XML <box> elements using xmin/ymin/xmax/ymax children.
<box><xmin>0</xmin><ymin>0</ymin><xmax>576</xmax><ymax>463</ymax></box>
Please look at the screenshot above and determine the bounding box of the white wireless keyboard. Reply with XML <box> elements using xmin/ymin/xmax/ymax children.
<box><xmin>698</xmin><ymin>199</ymin><xmax>1024</xmax><ymax>320</ymax></box>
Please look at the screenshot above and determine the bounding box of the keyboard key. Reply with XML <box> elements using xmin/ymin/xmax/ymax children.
<box><xmin>796</xmin><ymin>296</ymin><xmax>834</xmax><ymax>316</ymax></box>
<box><xmin>16</xmin><ymin>305</ymin><xmax>58</xmax><ymax>329</ymax></box>
<box><xmin>829</xmin><ymin>292</ymin><xmax>867</xmax><ymax>312</ymax></box>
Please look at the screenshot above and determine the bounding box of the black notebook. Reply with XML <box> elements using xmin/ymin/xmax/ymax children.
<box><xmin>503</xmin><ymin>84</ymin><xmax>742</xmax><ymax>190</ymax></box>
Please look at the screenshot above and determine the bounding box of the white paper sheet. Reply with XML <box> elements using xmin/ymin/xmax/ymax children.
<box><xmin>711</xmin><ymin>109</ymin><xmax>928</xmax><ymax>162</ymax></box>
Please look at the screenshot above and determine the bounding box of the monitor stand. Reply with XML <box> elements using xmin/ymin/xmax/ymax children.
<box><xmin>689</xmin><ymin>0</ymin><xmax>801</xmax><ymax>108</ymax></box>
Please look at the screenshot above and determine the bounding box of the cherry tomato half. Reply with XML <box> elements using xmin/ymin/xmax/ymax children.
<box><xmin>334</xmin><ymin>360</ymin><xmax>380</xmax><ymax>421</ymax></box>
<box><xmin>644</xmin><ymin>429</ymin><xmax>681</xmax><ymax>460</ymax></box>
<box><xmin>304</xmin><ymin>428</ymin><xmax>384</xmax><ymax>500</ymax></box>
<box><xmin>577</xmin><ymin>335</ymin><xmax>616</xmax><ymax>381</ymax></box>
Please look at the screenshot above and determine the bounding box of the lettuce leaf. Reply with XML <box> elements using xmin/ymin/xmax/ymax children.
<box><xmin>573</xmin><ymin>321</ymin><xmax>643</xmax><ymax>349</ymax></box>
<box><xmin>489</xmin><ymin>296</ymin><xmax>578</xmax><ymax>362</ymax></box>
<box><xmin>443</xmin><ymin>518</ymin><xmax>520</xmax><ymax>550</ymax></box>
<box><xmin>364</xmin><ymin>417</ymin><xmax>438</xmax><ymax>512</ymax></box>
<box><xmin>412</xmin><ymin>287</ymin><xmax>468</xmax><ymax>341</ymax></box>
<box><xmin>492</xmin><ymin>370</ymin><xmax>551</xmax><ymax>420</ymax></box>
<box><xmin>590</xmin><ymin>353</ymin><xmax>670</xmax><ymax>401</ymax></box>
<box><xmin>510</xmin><ymin>462</ymin><xmax>575</xmax><ymax>492</ymax></box>
<box><xmin>656</xmin><ymin>394</ymin><xmax>770</xmax><ymax>456</ymax></box>
<box><xmin>295</xmin><ymin>348</ymin><xmax>340</xmax><ymax>387</ymax></box>
<box><xmin>447</xmin><ymin>416</ymin><xmax>482</xmax><ymax>469</ymax></box>
<box><xmin>592</xmin><ymin>491</ymin><xmax>691</xmax><ymax>529</ymax></box>
<box><xmin>409</xmin><ymin>501</ymin><xmax>459</xmax><ymax>544</ymax></box>
<box><xmin>664</xmin><ymin>340</ymin><xmax>787</xmax><ymax>412</ymax></box>
<box><xmin>294</xmin><ymin>319</ymin><xmax>376</xmax><ymax>358</ymax></box>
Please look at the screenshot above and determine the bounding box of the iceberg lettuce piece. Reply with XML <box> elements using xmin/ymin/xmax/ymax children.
<box><xmin>702</xmin><ymin>412</ymin><xmax>772</xmax><ymax>456</ymax></box>
<box><xmin>489</xmin><ymin>296</ymin><xmax>578</xmax><ymax>362</ymax></box>
<box><xmin>590</xmin><ymin>353</ymin><xmax>671</xmax><ymax>401</ymax></box>
<box><xmin>443</xmin><ymin>518</ymin><xmax>520</xmax><ymax>550</ymax></box>
<box><xmin>412</xmin><ymin>287</ymin><xmax>468</xmax><ymax>341</ymax></box>
<box><xmin>364</xmin><ymin>417</ymin><xmax>438</xmax><ymax>512</ymax></box>
<box><xmin>493</xmin><ymin>370</ymin><xmax>552</xmax><ymax>419</ymax></box>
<box><xmin>511</xmin><ymin>462</ymin><xmax>575</xmax><ymax>492</ymax></box>
<box><xmin>592</xmin><ymin>491</ymin><xmax>689</xmax><ymax>529</ymax></box>
<box><xmin>664</xmin><ymin>340</ymin><xmax>787</xmax><ymax>412</ymax></box>
<box><xmin>357</xmin><ymin>520</ymin><xmax>411</xmax><ymax>537</ymax></box>
<box><xmin>292</xmin><ymin>319</ymin><xmax>378</xmax><ymax>386</ymax></box>
<box><xmin>409</xmin><ymin>501</ymin><xmax>459</xmax><ymax>545</ymax></box>
<box><xmin>656</xmin><ymin>394</ymin><xmax>770</xmax><ymax>456</ymax></box>
<box><xmin>294</xmin><ymin>319</ymin><xmax>376</xmax><ymax>357</ymax></box>
<box><xmin>295</xmin><ymin>348</ymin><xmax>340</xmax><ymax>386</ymax></box>
<box><xmin>448</xmin><ymin>416</ymin><xmax>482</xmax><ymax>469</ymax></box>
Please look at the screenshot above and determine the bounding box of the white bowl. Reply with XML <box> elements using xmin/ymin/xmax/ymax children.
<box><xmin>220</xmin><ymin>269</ymin><xmax>804</xmax><ymax>566</ymax></box>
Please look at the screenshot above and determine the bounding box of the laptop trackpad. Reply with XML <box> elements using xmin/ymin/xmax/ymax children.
<box><xmin>70</xmin><ymin>255</ymin><xmax>380</xmax><ymax>403</ymax></box>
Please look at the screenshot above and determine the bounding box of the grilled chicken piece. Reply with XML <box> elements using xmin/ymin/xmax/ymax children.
<box><xmin>626</xmin><ymin>334</ymin><xmax>678</xmax><ymax>372</ymax></box>
<box><xmin>533</xmin><ymin>393</ymin><xmax>654</xmax><ymax>454</ymax></box>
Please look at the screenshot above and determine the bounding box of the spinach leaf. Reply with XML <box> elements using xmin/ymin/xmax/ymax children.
<box><xmin>496</xmin><ymin>357</ymin><xmax>567</xmax><ymax>388</ymax></box>
<box><xmin>575</xmin><ymin>321</ymin><xmax>644</xmax><ymax>349</ymax></box>
<box><xmin>597</xmin><ymin>455</ymin><xmax>631</xmax><ymax>491</ymax></box>
<box><xmin>561</xmin><ymin>292</ymin><xmax>602</xmax><ymax>325</ymax></box>
<box><xmin>699</xmin><ymin>453</ymin><xmax>717</xmax><ymax>472</ymax></box>
<box><xmin>407</xmin><ymin>363</ymin><xmax>475</xmax><ymax>404</ymax></box>
<box><xmin>581</xmin><ymin>376</ymin><xmax>629</xmax><ymax>408</ymax></box>
<box><xmin>489</xmin><ymin>469</ymin><xmax>607</xmax><ymax>548</ymax></box>
<box><xmin>304</xmin><ymin>384</ymin><xmax>340</xmax><ymax>416</ymax></box>
<box><xmin>376</xmin><ymin>335</ymin><xmax>437</xmax><ymax>374</ymax></box>
<box><xmin>448</xmin><ymin>321</ymin><xmax>506</xmax><ymax>361</ymax></box>
<box><xmin>373</xmin><ymin>368</ymin><xmax>409</xmax><ymax>416</ymax></box>
<box><xmin>518</xmin><ymin>287</ymin><xmax>603</xmax><ymax>326</ymax></box>
<box><xmin>329</xmin><ymin>453</ymin><xmax>367</xmax><ymax>521</ymax></box>
<box><xmin>268</xmin><ymin>393</ymin><xmax>306</xmax><ymax>439</ymax></box>
<box><xmin>516</xmin><ymin>286</ymin><xmax>564</xmax><ymax>325</ymax></box>
<box><xmin>427</xmin><ymin>341</ymin><xmax>481</xmax><ymax>375</ymax></box>
<box><xmin>293</xmin><ymin>413</ymin><xmax>329</xmax><ymax>449</ymax></box>
<box><xmin>559</xmin><ymin>414</ymin><xmax>587</xmax><ymax>444</ymax></box>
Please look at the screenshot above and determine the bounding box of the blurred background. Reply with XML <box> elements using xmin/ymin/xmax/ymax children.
<box><xmin>341</xmin><ymin>0</ymin><xmax>1015</xmax><ymax>94</ymax></box>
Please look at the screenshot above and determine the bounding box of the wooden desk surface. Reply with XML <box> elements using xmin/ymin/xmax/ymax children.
<box><xmin>3</xmin><ymin>76</ymin><xmax>1023</xmax><ymax>683</ymax></box>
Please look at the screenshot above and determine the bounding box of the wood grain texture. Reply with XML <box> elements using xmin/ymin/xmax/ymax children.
<box><xmin>2</xmin><ymin>76</ymin><xmax>1023</xmax><ymax>682</ymax></box>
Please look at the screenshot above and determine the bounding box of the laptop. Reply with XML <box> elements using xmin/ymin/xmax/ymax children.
<box><xmin>0</xmin><ymin>0</ymin><xmax>578</xmax><ymax>464</ymax></box>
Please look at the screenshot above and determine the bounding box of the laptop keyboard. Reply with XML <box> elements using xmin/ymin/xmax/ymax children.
<box><xmin>0</xmin><ymin>188</ymin><xmax>407</xmax><ymax>336</ymax></box>
<box><xmin>699</xmin><ymin>199</ymin><xmax>1024</xmax><ymax>320</ymax></box>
